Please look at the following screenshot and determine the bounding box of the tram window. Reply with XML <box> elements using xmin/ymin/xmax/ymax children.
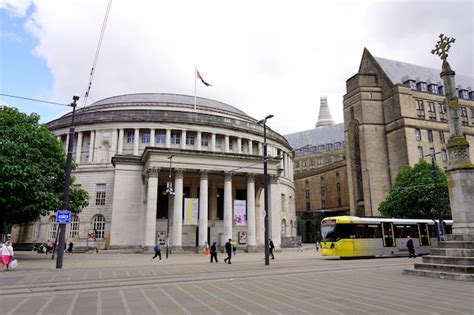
<box><xmin>444</xmin><ymin>224</ymin><xmax>452</xmax><ymax>235</ymax></box>
<box><xmin>355</xmin><ymin>224</ymin><xmax>368</xmax><ymax>238</ymax></box>
<box><xmin>428</xmin><ymin>225</ymin><xmax>437</xmax><ymax>237</ymax></box>
<box><xmin>367</xmin><ymin>225</ymin><xmax>381</xmax><ymax>238</ymax></box>
<box><xmin>395</xmin><ymin>225</ymin><xmax>405</xmax><ymax>238</ymax></box>
<box><xmin>336</xmin><ymin>224</ymin><xmax>355</xmax><ymax>239</ymax></box>
<box><xmin>407</xmin><ymin>225</ymin><xmax>418</xmax><ymax>238</ymax></box>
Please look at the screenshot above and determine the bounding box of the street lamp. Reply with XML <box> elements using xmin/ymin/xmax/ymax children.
<box><xmin>56</xmin><ymin>96</ymin><xmax>80</xmax><ymax>269</ymax></box>
<box><xmin>425</xmin><ymin>151</ymin><xmax>444</xmax><ymax>241</ymax></box>
<box><xmin>257</xmin><ymin>114</ymin><xmax>273</xmax><ymax>266</ymax></box>
<box><xmin>166</xmin><ymin>154</ymin><xmax>174</xmax><ymax>258</ymax></box>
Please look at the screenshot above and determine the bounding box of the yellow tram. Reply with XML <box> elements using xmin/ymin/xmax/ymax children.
<box><xmin>320</xmin><ymin>216</ymin><xmax>452</xmax><ymax>258</ymax></box>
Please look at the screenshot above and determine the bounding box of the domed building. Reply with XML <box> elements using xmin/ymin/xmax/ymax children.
<box><xmin>13</xmin><ymin>93</ymin><xmax>296</xmax><ymax>251</ymax></box>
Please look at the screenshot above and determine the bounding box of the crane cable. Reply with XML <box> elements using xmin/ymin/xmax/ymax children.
<box><xmin>83</xmin><ymin>0</ymin><xmax>113</xmax><ymax>107</ymax></box>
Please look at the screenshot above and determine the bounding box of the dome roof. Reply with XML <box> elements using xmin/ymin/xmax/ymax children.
<box><xmin>90</xmin><ymin>93</ymin><xmax>250</xmax><ymax>118</ymax></box>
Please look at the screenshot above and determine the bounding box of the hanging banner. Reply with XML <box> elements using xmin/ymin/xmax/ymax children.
<box><xmin>234</xmin><ymin>200</ymin><xmax>247</xmax><ymax>226</ymax></box>
<box><xmin>184</xmin><ymin>198</ymin><xmax>199</xmax><ymax>225</ymax></box>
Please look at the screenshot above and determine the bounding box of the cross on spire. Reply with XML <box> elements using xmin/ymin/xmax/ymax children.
<box><xmin>431</xmin><ymin>34</ymin><xmax>456</xmax><ymax>62</ymax></box>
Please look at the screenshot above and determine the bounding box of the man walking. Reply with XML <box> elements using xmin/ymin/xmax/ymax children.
<box><xmin>152</xmin><ymin>243</ymin><xmax>162</xmax><ymax>261</ymax></box>
<box><xmin>224</xmin><ymin>239</ymin><xmax>232</xmax><ymax>264</ymax></box>
<box><xmin>406</xmin><ymin>235</ymin><xmax>415</xmax><ymax>258</ymax></box>
<box><xmin>210</xmin><ymin>242</ymin><xmax>218</xmax><ymax>263</ymax></box>
<box><xmin>269</xmin><ymin>239</ymin><xmax>275</xmax><ymax>260</ymax></box>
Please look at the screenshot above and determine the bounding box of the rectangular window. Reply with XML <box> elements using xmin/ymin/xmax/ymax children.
<box><xmin>439</xmin><ymin>103</ymin><xmax>447</xmax><ymax>121</ymax></box>
<box><xmin>229</xmin><ymin>139</ymin><xmax>233</xmax><ymax>150</ymax></box>
<box><xmin>441</xmin><ymin>149</ymin><xmax>448</xmax><ymax>162</ymax></box>
<box><xmin>439</xmin><ymin>131</ymin><xmax>445</xmax><ymax>144</ymax></box>
<box><xmin>141</xmin><ymin>133</ymin><xmax>150</xmax><ymax>144</ymax></box>
<box><xmin>186</xmin><ymin>133</ymin><xmax>195</xmax><ymax>145</ymax></box>
<box><xmin>427</xmin><ymin>102</ymin><xmax>435</xmax><ymax>112</ymax></box>
<box><xmin>156</xmin><ymin>133</ymin><xmax>166</xmax><ymax>144</ymax></box>
<box><xmin>171</xmin><ymin>131</ymin><xmax>181</xmax><ymax>144</ymax></box>
<box><xmin>415</xmin><ymin>128</ymin><xmax>421</xmax><ymax>141</ymax></box>
<box><xmin>127</xmin><ymin>131</ymin><xmax>134</xmax><ymax>143</ymax></box>
<box><xmin>417</xmin><ymin>146</ymin><xmax>424</xmax><ymax>159</ymax></box>
<box><xmin>428</xmin><ymin>130</ymin><xmax>434</xmax><ymax>142</ymax></box>
<box><xmin>95</xmin><ymin>183</ymin><xmax>107</xmax><ymax>206</ymax></box>
<box><xmin>460</xmin><ymin>106</ymin><xmax>467</xmax><ymax>117</ymax></box>
<box><xmin>430</xmin><ymin>148</ymin><xmax>436</xmax><ymax>160</ymax></box>
<box><xmin>201</xmin><ymin>134</ymin><xmax>209</xmax><ymax>146</ymax></box>
<box><xmin>306</xmin><ymin>202</ymin><xmax>311</xmax><ymax>211</ymax></box>
<box><xmin>416</xmin><ymin>100</ymin><xmax>424</xmax><ymax>110</ymax></box>
<box><xmin>321</xmin><ymin>200</ymin><xmax>326</xmax><ymax>209</ymax></box>
<box><xmin>69</xmin><ymin>215</ymin><xmax>79</xmax><ymax>238</ymax></box>
<box><xmin>471</xmin><ymin>108</ymin><xmax>474</xmax><ymax>119</ymax></box>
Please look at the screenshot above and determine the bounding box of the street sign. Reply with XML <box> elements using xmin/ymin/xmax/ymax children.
<box><xmin>56</xmin><ymin>210</ymin><xmax>71</xmax><ymax>223</ymax></box>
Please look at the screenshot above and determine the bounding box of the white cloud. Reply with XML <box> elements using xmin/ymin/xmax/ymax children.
<box><xmin>0</xmin><ymin>0</ymin><xmax>32</xmax><ymax>16</ymax></box>
<box><xmin>8</xmin><ymin>0</ymin><xmax>474</xmax><ymax>134</ymax></box>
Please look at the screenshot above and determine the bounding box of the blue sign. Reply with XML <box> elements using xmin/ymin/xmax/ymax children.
<box><xmin>56</xmin><ymin>210</ymin><xmax>71</xmax><ymax>223</ymax></box>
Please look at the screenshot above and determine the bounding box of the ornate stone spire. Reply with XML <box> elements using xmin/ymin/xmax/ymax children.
<box><xmin>316</xmin><ymin>96</ymin><xmax>334</xmax><ymax>127</ymax></box>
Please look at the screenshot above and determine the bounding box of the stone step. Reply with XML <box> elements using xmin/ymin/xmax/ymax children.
<box><xmin>447</xmin><ymin>234</ymin><xmax>474</xmax><ymax>241</ymax></box>
<box><xmin>414</xmin><ymin>262</ymin><xmax>474</xmax><ymax>274</ymax></box>
<box><xmin>437</xmin><ymin>241</ymin><xmax>474</xmax><ymax>249</ymax></box>
<box><xmin>403</xmin><ymin>268</ymin><xmax>474</xmax><ymax>281</ymax></box>
<box><xmin>431</xmin><ymin>248</ymin><xmax>474</xmax><ymax>257</ymax></box>
<box><xmin>422</xmin><ymin>255</ymin><xmax>474</xmax><ymax>265</ymax></box>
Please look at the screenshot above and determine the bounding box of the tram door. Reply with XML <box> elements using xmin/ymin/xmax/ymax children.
<box><xmin>381</xmin><ymin>223</ymin><xmax>395</xmax><ymax>247</ymax></box>
<box><xmin>418</xmin><ymin>223</ymin><xmax>431</xmax><ymax>246</ymax></box>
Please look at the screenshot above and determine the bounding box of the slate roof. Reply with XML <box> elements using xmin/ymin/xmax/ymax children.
<box><xmin>90</xmin><ymin>93</ymin><xmax>250</xmax><ymax>118</ymax></box>
<box><xmin>374</xmin><ymin>56</ymin><xmax>474</xmax><ymax>90</ymax></box>
<box><xmin>284</xmin><ymin>123</ymin><xmax>345</xmax><ymax>154</ymax></box>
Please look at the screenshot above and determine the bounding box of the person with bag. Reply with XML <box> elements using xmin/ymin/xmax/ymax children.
<box><xmin>210</xmin><ymin>242</ymin><xmax>218</xmax><ymax>263</ymax></box>
<box><xmin>152</xmin><ymin>243</ymin><xmax>162</xmax><ymax>261</ymax></box>
<box><xmin>1</xmin><ymin>241</ymin><xmax>14</xmax><ymax>271</ymax></box>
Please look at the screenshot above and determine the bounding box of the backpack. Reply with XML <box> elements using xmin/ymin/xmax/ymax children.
<box><xmin>154</xmin><ymin>244</ymin><xmax>161</xmax><ymax>251</ymax></box>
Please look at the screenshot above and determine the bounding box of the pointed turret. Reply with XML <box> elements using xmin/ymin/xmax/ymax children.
<box><xmin>316</xmin><ymin>96</ymin><xmax>334</xmax><ymax>127</ymax></box>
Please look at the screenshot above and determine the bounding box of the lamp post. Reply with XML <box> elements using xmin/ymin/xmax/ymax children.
<box><xmin>56</xmin><ymin>96</ymin><xmax>80</xmax><ymax>269</ymax></box>
<box><xmin>425</xmin><ymin>151</ymin><xmax>443</xmax><ymax>241</ymax></box>
<box><xmin>166</xmin><ymin>154</ymin><xmax>174</xmax><ymax>258</ymax></box>
<box><xmin>258</xmin><ymin>114</ymin><xmax>273</xmax><ymax>266</ymax></box>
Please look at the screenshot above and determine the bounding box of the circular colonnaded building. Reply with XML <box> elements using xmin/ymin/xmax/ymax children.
<box><xmin>13</xmin><ymin>93</ymin><xmax>297</xmax><ymax>251</ymax></box>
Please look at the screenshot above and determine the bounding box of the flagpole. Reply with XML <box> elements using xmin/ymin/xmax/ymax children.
<box><xmin>194</xmin><ymin>66</ymin><xmax>197</xmax><ymax>111</ymax></box>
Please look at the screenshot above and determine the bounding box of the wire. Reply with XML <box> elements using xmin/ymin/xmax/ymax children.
<box><xmin>82</xmin><ymin>0</ymin><xmax>113</xmax><ymax>107</ymax></box>
<box><xmin>0</xmin><ymin>93</ymin><xmax>70</xmax><ymax>107</ymax></box>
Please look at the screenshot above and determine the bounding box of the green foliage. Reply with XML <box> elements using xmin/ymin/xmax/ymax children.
<box><xmin>0</xmin><ymin>107</ymin><xmax>89</xmax><ymax>233</ymax></box>
<box><xmin>379</xmin><ymin>160</ymin><xmax>451</xmax><ymax>219</ymax></box>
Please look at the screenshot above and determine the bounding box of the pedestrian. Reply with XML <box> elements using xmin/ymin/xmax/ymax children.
<box><xmin>224</xmin><ymin>239</ymin><xmax>232</xmax><ymax>264</ymax></box>
<box><xmin>406</xmin><ymin>235</ymin><xmax>415</xmax><ymax>258</ymax></box>
<box><xmin>269</xmin><ymin>239</ymin><xmax>275</xmax><ymax>260</ymax></box>
<box><xmin>315</xmin><ymin>241</ymin><xmax>319</xmax><ymax>252</ymax></box>
<box><xmin>152</xmin><ymin>243</ymin><xmax>162</xmax><ymax>261</ymax></box>
<box><xmin>67</xmin><ymin>242</ymin><xmax>74</xmax><ymax>254</ymax></box>
<box><xmin>210</xmin><ymin>242</ymin><xmax>218</xmax><ymax>263</ymax></box>
<box><xmin>296</xmin><ymin>239</ymin><xmax>303</xmax><ymax>252</ymax></box>
<box><xmin>232</xmin><ymin>239</ymin><xmax>237</xmax><ymax>256</ymax></box>
<box><xmin>1</xmin><ymin>241</ymin><xmax>14</xmax><ymax>271</ymax></box>
<box><xmin>203</xmin><ymin>241</ymin><xmax>210</xmax><ymax>256</ymax></box>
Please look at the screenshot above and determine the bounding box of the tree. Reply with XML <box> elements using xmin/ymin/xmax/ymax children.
<box><xmin>379</xmin><ymin>160</ymin><xmax>451</xmax><ymax>219</ymax></box>
<box><xmin>0</xmin><ymin>107</ymin><xmax>89</xmax><ymax>234</ymax></box>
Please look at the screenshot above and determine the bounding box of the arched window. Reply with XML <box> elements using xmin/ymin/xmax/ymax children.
<box><xmin>49</xmin><ymin>216</ymin><xmax>58</xmax><ymax>240</ymax></box>
<box><xmin>92</xmin><ymin>215</ymin><xmax>106</xmax><ymax>239</ymax></box>
<box><xmin>281</xmin><ymin>219</ymin><xmax>287</xmax><ymax>237</ymax></box>
<box><xmin>69</xmin><ymin>215</ymin><xmax>80</xmax><ymax>239</ymax></box>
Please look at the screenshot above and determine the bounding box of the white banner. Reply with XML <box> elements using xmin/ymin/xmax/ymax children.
<box><xmin>184</xmin><ymin>198</ymin><xmax>199</xmax><ymax>225</ymax></box>
<box><xmin>234</xmin><ymin>200</ymin><xmax>247</xmax><ymax>226</ymax></box>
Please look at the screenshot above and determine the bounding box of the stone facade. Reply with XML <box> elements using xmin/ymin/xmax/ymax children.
<box><xmin>344</xmin><ymin>49</ymin><xmax>474</xmax><ymax>216</ymax></box>
<box><xmin>11</xmin><ymin>94</ymin><xmax>296</xmax><ymax>251</ymax></box>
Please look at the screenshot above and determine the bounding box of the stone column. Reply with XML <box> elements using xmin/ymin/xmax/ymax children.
<box><xmin>181</xmin><ymin>130</ymin><xmax>186</xmax><ymax>150</ymax></box>
<box><xmin>133</xmin><ymin>128</ymin><xmax>139</xmax><ymax>155</ymax></box>
<box><xmin>145</xmin><ymin>167</ymin><xmax>159</xmax><ymax>248</ymax></box>
<box><xmin>224</xmin><ymin>135</ymin><xmax>230</xmax><ymax>153</ymax></box>
<box><xmin>165</xmin><ymin>129</ymin><xmax>171</xmax><ymax>148</ymax></box>
<box><xmin>223</xmin><ymin>172</ymin><xmax>233</xmax><ymax>241</ymax></box>
<box><xmin>198</xmin><ymin>171</ymin><xmax>209</xmax><ymax>246</ymax></box>
<box><xmin>211</xmin><ymin>133</ymin><xmax>216</xmax><ymax>152</ymax></box>
<box><xmin>172</xmin><ymin>169</ymin><xmax>184</xmax><ymax>248</ymax></box>
<box><xmin>247</xmin><ymin>174</ymin><xmax>257</xmax><ymax>248</ymax></box>
<box><xmin>118</xmin><ymin>129</ymin><xmax>124</xmax><ymax>154</ymax></box>
<box><xmin>150</xmin><ymin>129</ymin><xmax>155</xmax><ymax>147</ymax></box>
<box><xmin>269</xmin><ymin>175</ymin><xmax>281</xmax><ymax>249</ymax></box>
<box><xmin>75</xmin><ymin>132</ymin><xmax>83</xmax><ymax>164</ymax></box>
<box><xmin>111</xmin><ymin>129</ymin><xmax>118</xmax><ymax>157</ymax></box>
<box><xmin>237</xmin><ymin>137</ymin><xmax>242</xmax><ymax>154</ymax></box>
<box><xmin>248</xmin><ymin>140</ymin><xmax>253</xmax><ymax>155</ymax></box>
<box><xmin>258</xmin><ymin>142</ymin><xmax>263</xmax><ymax>156</ymax></box>
<box><xmin>283</xmin><ymin>153</ymin><xmax>288</xmax><ymax>178</ymax></box>
<box><xmin>88</xmin><ymin>130</ymin><xmax>95</xmax><ymax>163</ymax></box>
<box><xmin>196</xmin><ymin>131</ymin><xmax>202</xmax><ymax>150</ymax></box>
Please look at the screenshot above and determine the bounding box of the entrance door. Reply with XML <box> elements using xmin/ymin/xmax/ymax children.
<box><xmin>418</xmin><ymin>223</ymin><xmax>431</xmax><ymax>246</ymax></box>
<box><xmin>381</xmin><ymin>222</ymin><xmax>395</xmax><ymax>247</ymax></box>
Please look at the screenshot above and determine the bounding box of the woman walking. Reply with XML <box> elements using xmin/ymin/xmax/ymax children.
<box><xmin>1</xmin><ymin>241</ymin><xmax>14</xmax><ymax>271</ymax></box>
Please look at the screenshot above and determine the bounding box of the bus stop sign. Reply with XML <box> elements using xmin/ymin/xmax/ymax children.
<box><xmin>56</xmin><ymin>210</ymin><xmax>71</xmax><ymax>223</ymax></box>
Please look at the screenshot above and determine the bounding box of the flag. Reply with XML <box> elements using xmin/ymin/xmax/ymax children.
<box><xmin>196</xmin><ymin>69</ymin><xmax>212</xmax><ymax>87</ymax></box>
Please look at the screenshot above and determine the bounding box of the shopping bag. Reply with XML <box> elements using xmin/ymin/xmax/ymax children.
<box><xmin>9</xmin><ymin>259</ymin><xmax>18</xmax><ymax>269</ymax></box>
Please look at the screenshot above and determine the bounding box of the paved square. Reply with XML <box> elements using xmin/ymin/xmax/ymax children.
<box><xmin>1</xmin><ymin>247</ymin><xmax>473</xmax><ymax>314</ymax></box>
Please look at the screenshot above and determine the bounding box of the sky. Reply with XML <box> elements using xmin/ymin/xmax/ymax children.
<box><xmin>0</xmin><ymin>0</ymin><xmax>473</xmax><ymax>135</ymax></box>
